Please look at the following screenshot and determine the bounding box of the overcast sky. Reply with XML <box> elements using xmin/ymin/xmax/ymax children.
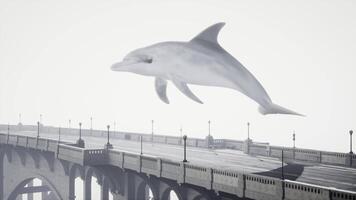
<box><xmin>0</xmin><ymin>0</ymin><xmax>355</xmax><ymax>152</ymax></box>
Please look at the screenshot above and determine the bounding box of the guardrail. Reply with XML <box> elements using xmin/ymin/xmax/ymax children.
<box><xmin>1</xmin><ymin>132</ymin><xmax>355</xmax><ymax>200</ymax></box>
<box><xmin>1</xmin><ymin>124</ymin><xmax>355</xmax><ymax>169</ymax></box>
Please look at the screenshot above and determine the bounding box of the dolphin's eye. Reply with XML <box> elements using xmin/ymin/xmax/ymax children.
<box><xmin>145</xmin><ymin>58</ymin><xmax>153</xmax><ymax>64</ymax></box>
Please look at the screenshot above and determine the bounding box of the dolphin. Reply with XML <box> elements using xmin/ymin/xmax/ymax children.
<box><xmin>111</xmin><ymin>22</ymin><xmax>303</xmax><ymax>116</ymax></box>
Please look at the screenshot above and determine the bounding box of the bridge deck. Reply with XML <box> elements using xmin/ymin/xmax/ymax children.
<box><xmin>13</xmin><ymin>130</ymin><xmax>356</xmax><ymax>192</ymax></box>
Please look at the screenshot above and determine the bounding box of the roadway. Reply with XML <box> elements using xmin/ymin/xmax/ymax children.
<box><xmin>11</xmin><ymin>130</ymin><xmax>356</xmax><ymax>192</ymax></box>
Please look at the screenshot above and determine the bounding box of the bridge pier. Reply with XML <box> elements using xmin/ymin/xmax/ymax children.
<box><xmin>84</xmin><ymin>172</ymin><xmax>92</xmax><ymax>200</ymax></box>
<box><xmin>27</xmin><ymin>180</ymin><xmax>34</xmax><ymax>200</ymax></box>
<box><xmin>68</xmin><ymin>174</ymin><xmax>76</xmax><ymax>200</ymax></box>
<box><xmin>101</xmin><ymin>177</ymin><xmax>110</xmax><ymax>200</ymax></box>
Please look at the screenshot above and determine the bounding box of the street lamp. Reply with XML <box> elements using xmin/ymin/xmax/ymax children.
<box><xmin>76</xmin><ymin>122</ymin><xmax>85</xmax><ymax>148</ymax></box>
<box><xmin>208</xmin><ymin>120</ymin><xmax>211</xmax><ymax>137</ymax></box>
<box><xmin>105</xmin><ymin>125</ymin><xmax>113</xmax><ymax>149</ymax></box>
<box><xmin>281</xmin><ymin>149</ymin><xmax>284</xmax><ymax>180</ymax></box>
<box><xmin>140</xmin><ymin>135</ymin><xmax>143</xmax><ymax>155</ymax></box>
<box><xmin>180</xmin><ymin>126</ymin><xmax>183</xmax><ymax>145</ymax></box>
<box><xmin>7</xmin><ymin>123</ymin><xmax>10</xmax><ymax>143</ymax></box>
<box><xmin>114</xmin><ymin>121</ymin><xmax>116</xmax><ymax>133</ymax></box>
<box><xmin>350</xmin><ymin>130</ymin><xmax>353</xmax><ymax>154</ymax></box>
<box><xmin>37</xmin><ymin>121</ymin><xmax>40</xmax><ymax>138</ymax></box>
<box><xmin>151</xmin><ymin>120</ymin><xmax>154</xmax><ymax>143</ymax></box>
<box><xmin>183</xmin><ymin>135</ymin><xmax>188</xmax><ymax>163</ymax></box>
<box><xmin>247</xmin><ymin>122</ymin><xmax>250</xmax><ymax>140</ymax></box>
<box><xmin>293</xmin><ymin>131</ymin><xmax>296</xmax><ymax>148</ymax></box>
<box><xmin>69</xmin><ymin>119</ymin><xmax>71</xmax><ymax>129</ymax></box>
<box><xmin>58</xmin><ymin>127</ymin><xmax>61</xmax><ymax>142</ymax></box>
<box><xmin>79</xmin><ymin>122</ymin><xmax>82</xmax><ymax>140</ymax></box>
<box><xmin>90</xmin><ymin>117</ymin><xmax>93</xmax><ymax>135</ymax></box>
<box><xmin>7</xmin><ymin>123</ymin><xmax>10</xmax><ymax>136</ymax></box>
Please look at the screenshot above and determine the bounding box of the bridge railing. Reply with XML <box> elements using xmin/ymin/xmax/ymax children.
<box><xmin>4</xmin><ymin>124</ymin><xmax>355</xmax><ymax>168</ymax></box>
<box><xmin>1</xmin><ymin>132</ymin><xmax>356</xmax><ymax>199</ymax></box>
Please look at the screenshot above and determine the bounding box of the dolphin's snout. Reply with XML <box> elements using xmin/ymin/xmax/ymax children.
<box><xmin>111</xmin><ymin>63</ymin><xmax>120</xmax><ymax>71</ymax></box>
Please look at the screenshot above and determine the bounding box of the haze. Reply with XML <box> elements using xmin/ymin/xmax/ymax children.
<box><xmin>0</xmin><ymin>0</ymin><xmax>355</xmax><ymax>152</ymax></box>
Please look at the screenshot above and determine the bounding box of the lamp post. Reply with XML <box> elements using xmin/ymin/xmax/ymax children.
<box><xmin>19</xmin><ymin>114</ymin><xmax>22</xmax><ymax>124</ymax></box>
<box><xmin>69</xmin><ymin>119</ymin><xmax>71</xmax><ymax>129</ymax></box>
<box><xmin>90</xmin><ymin>117</ymin><xmax>93</xmax><ymax>135</ymax></box>
<box><xmin>58</xmin><ymin>127</ymin><xmax>61</xmax><ymax>142</ymax></box>
<box><xmin>350</xmin><ymin>130</ymin><xmax>353</xmax><ymax>154</ymax></box>
<box><xmin>140</xmin><ymin>135</ymin><xmax>143</xmax><ymax>155</ymax></box>
<box><xmin>293</xmin><ymin>131</ymin><xmax>296</xmax><ymax>149</ymax></box>
<box><xmin>281</xmin><ymin>149</ymin><xmax>284</xmax><ymax>180</ymax></box>
<box><xmin>76</xmin><ymin>122</ymin><xmax>85</xmax><ymax>148</ymax></box>
<box><xmin>183</xmin><ymin>135</ymin><xmax>188</xmax><ymax>163</ymax></box>
<box><xmin>105</xmin><ymin>125</ymin><xmax>113</xmax><ymax>149</ymax></box>
<box><xmin>247</xmin><ymin>122</ymin><xmax>250</xmax><ymax>140</ymax></box>
<box><xmin>180</xmin><ymin>126</ymin><xmax>183</xmax><ymax>145</ymax></box>
<box><xmin>114</xmin><ymin>121</ymin><xmax>116</xmax><ymax>133</ymax></box>
<box><xmin>7</xmin><ymin>123</ymin><xmax>10</xmax><ymax>143</ymax></box>
<box><xmin>208</xmin><ymin>120</ymin><xmax>211</xmax><ymax>137</ymax></box>
<box><xmin>151</xmin><ymin>120</ymin><xmax>154</xmax><ymax>143</ymax></box>
<box><xmin>37</xmin><ymin>121</ymin><xmax>40</xmax><ymax>138</ymax></box>
<box><xmin>79</xmin><ymin>122</ymin><xmax>82</xmax><ymax>140</ymax></box>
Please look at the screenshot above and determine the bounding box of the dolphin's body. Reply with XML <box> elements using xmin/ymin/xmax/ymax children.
<box><xmin>111</xmin><ymin>22</ymin><xmax>303</xmax><ymax>116</ymax></box>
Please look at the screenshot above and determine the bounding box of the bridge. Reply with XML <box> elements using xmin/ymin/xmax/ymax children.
<box><xmin>0</xmin><ymin>124</ymin><xmax>355</xmax><ymax>200</ymax></box>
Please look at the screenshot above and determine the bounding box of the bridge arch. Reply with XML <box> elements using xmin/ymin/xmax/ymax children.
<box><xmin>161</xmin><ymin>187</ymin><xmax>182</xmax><ymax>200</ymax></box>
<box><xmin>7</xmin><ymin>175</ymin><xmax>63</xmax><ymax>200</ymax></box>
<box><xmin>136</xmin><ymin>174</ymin><xmax>159</xmax><ymax>200</ymax></box>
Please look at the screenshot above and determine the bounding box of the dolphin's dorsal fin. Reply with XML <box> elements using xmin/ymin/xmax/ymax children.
<box><xmin>190</xmin><ymin>22</ymin><xmax>225</xmax><ymax>45</ymax></box>
<box><xmin>155</xmin><ymin>78</ymin><xmax>169</xmax><ymax>104</ymax></box>
<box><xmin>171</xmin><ymin>76</ymin><xmax>203</xmax><ymax>104</ymax></box>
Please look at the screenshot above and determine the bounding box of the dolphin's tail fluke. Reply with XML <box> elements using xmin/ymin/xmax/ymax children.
<box><xmin>258</xmin><ymin>103</ymin><xmax>305</xmax><ymax>116</ymax></box>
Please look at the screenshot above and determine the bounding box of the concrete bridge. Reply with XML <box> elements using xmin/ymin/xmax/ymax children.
<box><xmin>0</xmin><ymin>124</ymin><xmax>356</xmax><ymax>200</ymax></box>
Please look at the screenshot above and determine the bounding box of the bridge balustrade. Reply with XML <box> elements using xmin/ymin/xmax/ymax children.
<box><xmin>185</xmin><ymin>164</ymin><xmax>211</xmax><ymax>189</ymax></box>
<box><xmin>166</xmin><ymin>136</ymin><xmax>181</xmax><ymax>145</ymax></box>
<box><xmin>27</xmin><ymin>137</ymin><xmax>37</xmax><ymax>149</ymax></box>
<box><xmin>245</xmin><ymin>174</ymin><xmax>279</xmax><ymax>200</ymax></box>
<box><xmin>161</xmin><ymin>159</ymin><xmax>180</xmax><ymax>180</ymax></box>
<box><xmin>57</xmin><ymin>144</ymin><xmax>85</xmax><ymax>165</ymax></box>
<box><xmin>1</xmin><ymin>132</ymin><xmax>356</xmax><ymax>200</ymax></box>
<box><xmin>83</xmin><ymin>149</ymin><xmax>108</xmax><ymax>165</ymax></box>
<box><xmin>16</xmin><ymin>135</ymin><xmax>27</xmax><ymax>147</ymax></box>
<box><xmin>321</xmin><ymin>151</ymin><xmax>347</xmax><ymax>165</ymax></box>
<box><xmin>123</xmin><ymin>152</ymin><xmax>140</xmax><ymax>171</ymax></box>
<box><xmin>331</xmin><ymin>190</ymin><xmax>356</xmax><ymax>200</ymax></box>
<box><xmin>37</xmin><ymin>138</ymin><xmax>49</xmax><ymax>151</ymax></box>
<box><xmin>141</xmin><ymin>155</ymin><xmax>158</xmax><ymax>175</ymax></box>
<box><xmin>284</xmin><ymin>180</ymin><xmax>329</xmax><ymax>200</ymax></box>
<box><xmin>107</xmin><ymin>150</ymin><xmax>124</xmax><ymax>167</ymax></box>
<box><xmin>0</xmin><ymin>134</ymin><xmax>7</xmax><ymax>143</ymax></box>
<box><xmin>212</xmin><ymin>169</ymin><xmax>239</xmax><ymax>194</ymax></box>
<box><xmin>8</xmin><ymin>135</ymin><xmax>18</xmax><ymax>146</ymax></box>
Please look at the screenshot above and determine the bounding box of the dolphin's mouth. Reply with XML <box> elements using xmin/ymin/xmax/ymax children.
<box><xmin>111</xmin><ymin>58</ymin><xmax>153</xmax><ymax>71</ymax></box>
<box><xmin>110</xmin><ymin>60</ymin><xmax>140</xmax><ymax>71</ymax></box>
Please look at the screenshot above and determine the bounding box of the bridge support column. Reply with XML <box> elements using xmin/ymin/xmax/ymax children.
<box><xmin>0</xmin><ymin>151</ymin><xmax>3</xmax><ymax>200</ymax></box>
<box><xmin>27</xmin><ymin>180</ymin><xmax>34</xmax><ymax>200</ymax></box>
<box><xmin>101</xmin><ymin>178</ymin><xmax>110</xmax><ymax>200</ymax></box>
<box><xmin>84</xmin><ymin>174</ymin><xmax>92</xmax><ymax>200</ymax></box>
<box><xmin>68</xmin><ymin>174</ymin><xmax>76</xmax><ymax>200</ymax></box>
<box><xmin>179</xmin><ymin>184</ymin><xmax>217</xmax><ymax>200</ymax></box>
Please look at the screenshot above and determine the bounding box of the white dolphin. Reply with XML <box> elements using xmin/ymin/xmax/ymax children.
<box><xmin>111</xmin><ymin>22</ymin><xmax>303</xmax><ymax>116</ymax></box>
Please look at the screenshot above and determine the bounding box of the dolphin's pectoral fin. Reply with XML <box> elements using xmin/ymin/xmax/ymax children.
<box><xmin>155</xmin><ymin>78</ymin><xmax>169</xmax><ymax>104</ymax></box>
<box><xmin>190</xmin><ymin>22</ymin><xmax>225</xmax><ymax>45</ymax></box>
<box><xmin>171</xmin><ymin>78</ymin><xmax>203</xmax><ymax>104</ymax></box>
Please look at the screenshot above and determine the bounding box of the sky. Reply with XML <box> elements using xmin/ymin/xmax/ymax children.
<box><xmin>0</xmin><ymin>0</ymin><xmax>355</xmax><ymax>152</ymax></box>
